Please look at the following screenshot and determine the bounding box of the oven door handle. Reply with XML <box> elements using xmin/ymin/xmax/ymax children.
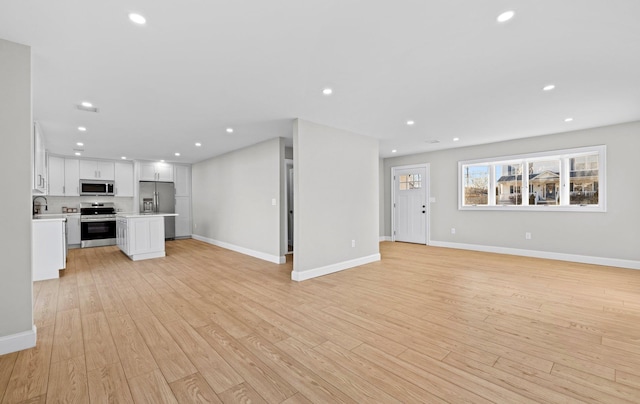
<box><xmin>81</xmin><ymin>218</ymin><xmax>116</xmax><ymax>222</ymax></box>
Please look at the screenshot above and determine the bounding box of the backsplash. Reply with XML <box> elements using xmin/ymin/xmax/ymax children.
<box><xmin>43</xmin><ymin>196</ymin><xmax>134</xmax><ymax>213</ymax></box>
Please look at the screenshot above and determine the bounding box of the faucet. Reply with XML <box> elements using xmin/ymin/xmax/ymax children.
<box><xmin>33</xmin><ymin>196</ymin><xmax>48</xmax><ymax>215</ymax></box>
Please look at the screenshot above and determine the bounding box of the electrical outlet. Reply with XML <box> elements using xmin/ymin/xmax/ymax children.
<box><xmin>525</xmin><ymin>232</ymin><xmax>532</xmax><ymax>240</ymax></box>
<box><xmin>351</xmin><ymin>240</ymin><xmax>356</xmax><ymax>247</ymax></box>
<box><xmin>451</xmin><ymin>228</ymin><xmax>456</xmax><ymax>234</ymax></box>
<box><xmin>194</xmin><ymin>223</ymin><xmax>197</xmax><ymax>229</ymax></box>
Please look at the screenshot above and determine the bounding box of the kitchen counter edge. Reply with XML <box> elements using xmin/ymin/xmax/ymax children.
<box><xmin>116</xmin><ymin>212</ymin><xmax>179</xmax><ymax>218</ymax></box>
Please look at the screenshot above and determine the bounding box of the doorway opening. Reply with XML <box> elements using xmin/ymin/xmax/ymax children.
<box><xmin>285</xmin><ymin>159</ymin><xmax>294</xmax><ymax>253</ymax></box>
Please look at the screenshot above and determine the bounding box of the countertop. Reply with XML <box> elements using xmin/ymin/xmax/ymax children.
<box><xmin>32</xmin><ymin>214</ymin><xmax>69</xmax><ymax>222</ymax></box>
<box><xmin>116</xmin><ymin>212</ymin><xmax>179</xmax><ymax>218</ymax></box>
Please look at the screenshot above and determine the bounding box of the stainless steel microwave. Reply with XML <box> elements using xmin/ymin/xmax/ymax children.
<box><xmin>79</xmin><ymin>180</ymin><xmax>115</xmax><ymax>196</ymax></box>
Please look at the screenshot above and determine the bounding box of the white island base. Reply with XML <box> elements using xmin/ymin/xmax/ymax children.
<box><xmin>116</xmin><ymin>213</ymin><xmax>178</xmax><ymax>261</ymax></box>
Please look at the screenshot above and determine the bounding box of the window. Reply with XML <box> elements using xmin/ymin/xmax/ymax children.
<box><xmin>458</xmin><ymin>145</ymin><xmax>606</xmax><ymax>212</ymax></box>
<box><xmin>496</xmin><ymin>163</ymin><xmax>523</xmax><ymax>205</ymax></box>
<box><xmin>399</xmin><ymin>174</ymin><xmax>422</xmax><ymax>190</ymax></box>
<box><xmin>462</xmin><ymin>165</ymin><xmax>489</xmax><ymax>205</ymax></box>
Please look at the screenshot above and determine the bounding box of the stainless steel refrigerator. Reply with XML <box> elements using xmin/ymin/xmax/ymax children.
<box><xmin>139</xmin><ymin>181</ymin><xmax>175</xmax><ymax>239</ymax></box>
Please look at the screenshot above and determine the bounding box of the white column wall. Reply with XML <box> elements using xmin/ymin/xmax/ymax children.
<box><xmin>0</xmin><ymin>38</ymin><xmax>35</xmax><ymax>354</ymax></box>
<box><xmin>293</xmin><ymin>119</ymin><xmax>380</xmax><ymax>280</ymax></box>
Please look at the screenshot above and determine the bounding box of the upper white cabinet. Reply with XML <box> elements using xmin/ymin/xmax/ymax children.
<box><xmin>80</xmin><ymin>160</ymin><xmax>114</xmax><ymax>180</ymax></box>
<box><xmin>64</xmin><ymin>159</ymin><xmax>80</xmax><ymax>196</ymax></box>
<box><xmin>33</xmin><ymin>122</ymin><xmax>47</xmax><ymax>193</ymax></box>
<box><xmin>48</xmin><ymin>156</ymin><xmax>80</xmax><ymax>196</ymax></box>
<box><xmin>48</xmin><ymin>155</ymin><xmax>65</xmax><ymax>196</ymax></box>
<box><xmin>140</xmin><ymin>162</ymin><xmax>173</xmax><ymax>182</ymax></box>
<box><xmin>114</xmin><ymin>161</ymin><xmax>134</xmax><ymax>197</ymax></box>
<box><xmin>174</xmin><ymin>165</ymin><xmax>191</xmax><ymax>196</ymax></box>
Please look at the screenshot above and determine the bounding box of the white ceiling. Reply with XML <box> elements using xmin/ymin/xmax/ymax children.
<box><xmin>1</xmin><ymin>1</ymin><xmax>639</xmax><ymax>163</ymax></box>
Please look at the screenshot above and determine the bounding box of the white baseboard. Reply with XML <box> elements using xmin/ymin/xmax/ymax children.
<box><xmin>192</xmin><ymin>234</ymin><xmax>286</xmax><ymax>264</ymax></box>
<box><xmin>0</xmin><ymin>325</ymin><xmax>37</xmax><ymax>355</ymax></box>
<box><xmin>429</xmin><ymin>241</ymin><xmax>640</xmax><ymax>270</ymax></box>
<box><xmin>292</xmin><ymin>253</ymin><xmax>381</xmax><ymax>281</ymax></box>
<box><xmin>379</xmin><ymin>236</ymin><xmax>392</xmax><ymax>242</ymax></box>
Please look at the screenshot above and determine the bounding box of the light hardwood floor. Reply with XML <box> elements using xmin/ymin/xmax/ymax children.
<box><xmin>2</xmin><ymin>239</ymin><xmax>640</xmax><ymax>403</ymax></box>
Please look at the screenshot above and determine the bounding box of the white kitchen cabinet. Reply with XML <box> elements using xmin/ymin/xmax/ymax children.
<box><xmin>48</xmin><ymin>156</ymin><xmax>80</xmax><ymax>196</ymax></box>
<box><xmin>48</xmin><ymin>155</ymin><xmax>65</xmax><ymax>196</ymax></box>
<box><xmin>117</xmin><ymin>215</ymin><xmax>167</xmax><ymax>260</ymax></box>
<box><xmin>174</xmin><ymin>165</ymin><xmax>191</xmax><ymax>238</ymax></box>
<box><xmin>116</xmin><ymin>217</ymin><xmax>129</xmax><ymax>255</ymax></box>
<box><xmin>175</xmin><ymin>196</ymin><xmax>191</xmax><ymax>237</ymax></box>
<box><xmin>32</xmin><ymin>218</ymin><xmax>66</xmax><ymax>281</ymax></box>
<box><xmin>114</xmin><ymin>161</ymin><xmax>134</xmax><ymax>197</ymax></box>
<box><xmin>33</xmin><ymin>122</ymin><xmax>47</xmax><ymax>193</ymax></box>
<box><xmin>80</xmin><ymin>160</ymin><xmax>114</xmax><ymax>180</ymax></box>
<box><xmin>174</xmin><ymin>164</ymin><xmax>191</xmax><ymax>196</ymax></box>
<box><xmin>64</xmin><ymin>159</ymin><xmax>80</xmax><ymax>196</ymax></box>
<box><xmin>66</xmin><ymin>214</ymin><xmax>81</xmax><ymax>246</ymax></box>
<box><xmin>140</xmin><ymin>162</ymin><xmax>173</xmax><ymax>182</ymax></box>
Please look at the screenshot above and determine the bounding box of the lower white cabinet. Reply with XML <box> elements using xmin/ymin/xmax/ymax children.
<box><xmin>33</xmin><ymin>218</ymin><xmax>66</xmax><ymax>281</ymax></box>
<box><xmin>175</xmin><ymin>196</ymin><xmax>191</xmax><ymax>237</ymax></box>
<box><xmin>67</xmin><ymin>214</ymin><xmax>81</xmax><ymax>246</ymax></box>
<box><xmin>117</xmin><ymin>215</ymin><xmax>166</xmax><ymax>260</ymax></box>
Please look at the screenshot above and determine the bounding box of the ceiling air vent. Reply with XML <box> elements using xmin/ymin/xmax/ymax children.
<box><xmin>76</xmin><ymin>104</ymin><xmax>99</xmax><ymax>113</ymax></box>
<box><xmin>426</xmin><ymin>139</ymin><xmax>440</xmax><ymax>144</ymax></box>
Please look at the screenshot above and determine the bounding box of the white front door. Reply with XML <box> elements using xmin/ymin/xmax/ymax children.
<box><xmin>393</xmin><ymin>166</ymin><xmax>427</xmax><ymax>244</ymax></box>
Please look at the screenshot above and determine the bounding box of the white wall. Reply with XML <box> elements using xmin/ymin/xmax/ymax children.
<box><xmin>0</xmin><ymin>38</ymin><xmax>35</xmax><ymax>354</ymax></box>
<box><xmin>293</xmin><ymin>119</ymin><xmax>380</xmax><ymax>280</ymax></box>
<box><xmin>191</xmin><ymin>138</ymin><xmax>285</xmax><ymax>263</ymax></box>
<box><xmin>383</xmin><ymin>121</ymin><xmax>640</xmax><ymax>267</ymax></box>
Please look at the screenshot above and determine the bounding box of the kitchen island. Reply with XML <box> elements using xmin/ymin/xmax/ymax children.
<box><xmin>32</xmin><ymin>215</ymin><xmax>67</xmax><ymax>281</ymax></box>
<box><xmin>116</xmin><ymin>213</ymin><xmax>178</xmax><ymax>261</ymax></box>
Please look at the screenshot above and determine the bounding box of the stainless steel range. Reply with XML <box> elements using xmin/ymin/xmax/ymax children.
<box><xmin>80</xmin><ymin>202</ymin><xmax>116</xmax><ymax>248</ymax></box>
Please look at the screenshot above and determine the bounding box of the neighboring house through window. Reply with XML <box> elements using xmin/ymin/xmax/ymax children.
<box><xmin>459</xmin><ymin>145</ymin><xmax>605</xmax><ymax>212</ymax></box>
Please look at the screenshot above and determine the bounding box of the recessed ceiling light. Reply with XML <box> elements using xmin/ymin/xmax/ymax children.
<box><xmin>128</xmin><ymin>13</ymin><xmax>146</xmax><ymax>25</ymax></box>
<box><xmin>453</xmin><ymin>137</ymin><xmax>460</xmax><ymax>142</ymax></box>
<box><xmin>543</xmin><ymin>84</ymin><xmax>556</xmax><ymax>91</ymax></box>
<box><xmin>226</xmin><ymin>128</ymin><xmax>234</xmax><ymax>133</ymax></box>
<box><xmin>564</xmin><ymin>117</ymin><xmax>574</xmax><ymax>122</ymax></box>
<box><xmin>74</xmin><ymin>152</ymin><xmax>81</xmax><ymax>156</ymax></box>
<box><xmin>121</xmin><ymin>156</ymin><xmax>127</xmax><ymax>160</ymax></box>
<box><xmin>322</xmin><ymin>88</ymin><xmax>333</xmax><ymax>95</ymax></box>
<box><xmin>195</xmin><ymin>142</ymin><xmax>202</xmax><ymax>147</ymax></box>
<box><xmin>174</xmin><ymin>152</ymin><xmax>180</xmax><ymax>156</ymax></box>
<box><xmin>78</xmin><ymin>126</ymin><xmax>87</xmax><ymax>132</ymax></box>
<box><xmin>406</xmin><ymin>120</ymin><xmax>415</xmax><ymax>126</ymax></box>
<box><xmin>160</xmin><ymin>160</ymin><xmax>165</xmax><ymax>163</ymax></box>
<box><xmin>81</xmin><ymin>101</ymin><xmax>92</xmax><ymax>108</ymax></box>
<box><xmin>497</xmin><ymin>10</ymin><xmax>515</xmax><ymax>23</ymax></box>
<box><xmin>76</xmin><ymin>142</ymin><xmax>84</xmax><ymax>146</ymax></box>
<box><xmin>391</xmin><ymin>149</ymin><xmax>397</xmax><ymax>153</ymax></box>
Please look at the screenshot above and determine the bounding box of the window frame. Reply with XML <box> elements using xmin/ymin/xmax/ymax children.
<box><xmin>458</xmin><ymin>145</ymin><xmax>606</xmax><ymax>212</ymax></box>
